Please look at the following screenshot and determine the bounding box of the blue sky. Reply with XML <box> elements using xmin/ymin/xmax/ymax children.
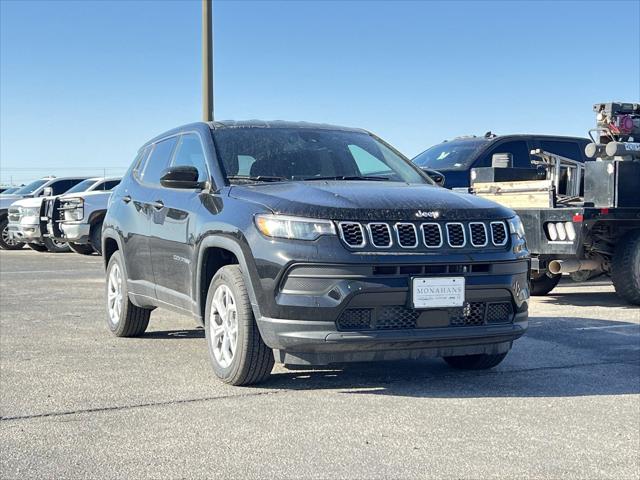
<box><xmin>1</xmin><ymin>0</ymin><xmax>639</xmax><ymax>184</ymax></box>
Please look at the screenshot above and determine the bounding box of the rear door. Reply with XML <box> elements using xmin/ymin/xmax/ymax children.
<box><xmin>147</xmin><ymin>132</ymin><xmax>210</xmax><ymax>312</ymax></box>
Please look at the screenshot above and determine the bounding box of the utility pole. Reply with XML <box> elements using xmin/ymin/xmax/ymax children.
<box><xmin>202</xmin><ymin>0</ymin><xmax>214</xmax><ymax>122</ymax></box>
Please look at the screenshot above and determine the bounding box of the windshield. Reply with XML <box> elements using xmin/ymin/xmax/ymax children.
<box><xmin>213</xmin><ymin>128</ymin><xmax>430</xmax><ymax>184</ymax></box>
<box><xmin>64</xmin><ymin>179</ymin><xmax>97</xmax><ymax>194</ymax></box>
<box><xmin>13</xmin><ymin>179</ymin><xmax>48</xmax><ymax>195</ymax></box>
<box><xmin>1</xmin><ymin>187</ymin><xmax>19</xmax><ymax>195</ymax></box>
<box><xmin>413</xmin><ymin>139</ymin><xmax>489</xmax><ymax>171</ymax></box>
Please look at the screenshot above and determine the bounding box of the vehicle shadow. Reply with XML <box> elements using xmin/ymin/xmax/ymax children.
<box><xmin>143</xmin><ymin>328</ymin><xmax>205</xmax><ymax>339</ymax></box>
<box><xmin>256</xmin><ymin>316</ymin><xmax>640</xmax><ymax>398</ymax></box>
<box><xmin>537</xmin><ymin>291</ymin><xmax>637</xmax><ymax>309</ymax></box>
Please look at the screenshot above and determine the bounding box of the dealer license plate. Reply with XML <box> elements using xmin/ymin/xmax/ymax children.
<box><xmin>412</xmin><ymin>277</ymin><xmax>465</xmax><ymax>309</ymax></box>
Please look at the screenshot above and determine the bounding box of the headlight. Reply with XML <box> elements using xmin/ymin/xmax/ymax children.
<box><xmin>18</xmin><ymin>206</ymin><xmax>40</xmax><ymax>218</ymax></box>
<box><xmin>255</xmin><ymin>214</ymin><xmax>336</xmax><ymax>241</ymax></box>
<box><xmin>508</xmin><ymin>215</ymin><xmax>526</xmax><ymax>239</ymax></box>
<box><xmin>60</xmin><ymin>198</ymin><xmax>84</xmax><ymax>222</ymax></box>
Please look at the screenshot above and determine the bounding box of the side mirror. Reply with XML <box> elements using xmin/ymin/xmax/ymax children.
<box><xmin>160</xmin><ymin>166</ymin><xmax>202</xmax><ymax>189</ymax></box>
<box><xmin>42</xmin><ymin>187</ymin><xmax>53</xmax><ymax>197</ymax></box>
<box><xmin>422</xmin><ymin>168</ymin><xmax>446</xmax><ymax>187</ymax></box>
<box><xmin>491</xmin><ymin>153</ymin><xmax>512</xmax><ymax>168</ymax></box>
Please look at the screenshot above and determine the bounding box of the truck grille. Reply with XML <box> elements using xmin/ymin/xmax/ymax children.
<box><xmin>7</xmin><ymin>208</ymin><xmax>20</xmax><ymax>223</ymax></box>
<box><xmin>338</xmin><ymin>221</ymin><xmax>509</xmax><ymax>250</ymax></box>
<box><xmin>336</xmin><ymin>302</ymin><xmax>514</xmax><ymax>331</ymax></box>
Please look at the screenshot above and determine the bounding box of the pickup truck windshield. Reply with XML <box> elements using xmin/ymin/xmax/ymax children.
<box><xmin>413</xmin><ymin>138</ymin><xmax>489</xmax><ymax>171</ymax></box>
<box><xmin>213</xmin><ymin>128</ymin><xmax>430</xmax><ymax>184</ymax></box>
<box><xmin>13</xmin><ymin>179</ymin><xmax>48</xmax><ymax>195</ymax></box>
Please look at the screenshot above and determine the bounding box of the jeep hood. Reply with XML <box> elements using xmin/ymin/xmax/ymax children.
<box><xmin>228</xmin><ymin>181</ymin><xmax>514</xmax><ymax>221</ymax></box>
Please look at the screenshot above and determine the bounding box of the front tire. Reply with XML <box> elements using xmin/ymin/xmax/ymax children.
<box><xmin>611</xmin><ymin>230</ymin><xmax>640</xmax><ymax>305</ymax></box>
<box><xmin>0</xmin><ymin>217</ymin><xmax>25</xmax><ymax>250</ymax></box>
<box><xmin>68</xmin><ymin>242</ymin><xmax>95</xmax><ymax>255</ymax></box>
<box><xmin>27</xmin><ymin>243</ymin><xmax>49</xmax><ymax>252</ymax></box>
<box><xmin>443</xmin><ymin>352</ymin><xmax>509</xmax><ymax>370</ymax></box>
<box><xmin>105</xmin><ymin>250</ymin><xmax>151</xmax><ymax>336</ymax></box>
<box><xmin>205</xmin><ymin>265</ymin><xmax>274</xmax><ymax>386</ymax></box>
<box><xmin>530</xmin><ymin>270</ymin><xmax>561</xmax><ymax>296</ymax></box>
<box><xmin>43</xmin><ymin>237</ymin><xmax>70</xmax><ymax>253</ymax></box>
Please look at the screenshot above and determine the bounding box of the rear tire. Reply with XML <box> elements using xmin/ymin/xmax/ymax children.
<box><xmin>68</xmin><ymin>242</ymin><xmax>95</xmax><ymax>255</ymax></box>
<box><xmin>105</xmin><ymin>250</ymin><xmax>151</xmax><ymax>336</ymax></box>
<box><xmin>27</xmin><ymin>243</ymin><xmax>49</xmax><ymax>252</ymax></box>
<box><xmin>205</xmin><ymin>265</ymin><xmax>274</xmax><ymax>386</ymax></box>
<box><xmin>611</xmin><ymin>230</ymin><xmax>640</xmax><ymax>305</ymax></box>
<box><xmin>443</xmin><ymin>352</ymin><xmax>508</xmax><ymax>370</ymax></box>
<box><xmin>530</xmin><ymin>270</ymin><xmax>561</xmax><ymax>296</ymax></box>
<box><xmin>0</xmin><ymin>217</ymin><xmax>25</xmax><ymax>250</ymax></box>
<box><xmin>43</xmin><ymin>237</ymin><xmax>70</xmax><ymax>253</ymax></box>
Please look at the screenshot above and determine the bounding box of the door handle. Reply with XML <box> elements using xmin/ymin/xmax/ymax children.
<box><xmin>150</xmin><ymin>200</ymin><xmax>164</xmax><ymax>210</ymax></box>
<box><xmin>122</xmin><ymin>195</ymin><xmax>132</xmax><ymax>204</ymax></box>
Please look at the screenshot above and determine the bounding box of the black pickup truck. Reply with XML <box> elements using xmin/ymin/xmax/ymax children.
<box><xmin>102</xmin><ymin>121</ymin><xmax>530</xmax><ymax>385</ymax></box>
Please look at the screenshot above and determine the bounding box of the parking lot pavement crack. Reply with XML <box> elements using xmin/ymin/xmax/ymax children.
<box><xmin>0</xmin><ymin>389</ymin><xmax>284</xmax><ymax>423</ymax></box>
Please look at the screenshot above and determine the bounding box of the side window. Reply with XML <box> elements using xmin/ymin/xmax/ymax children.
<box><xmin>132</xmin><ymin>146</ymin><xmax>152</xmax><ymax>180</ymax></box>
<box><xmin>51</xmin><ymin>179</ymin><xmax>83</xmax><ymax>195</ymax></box>
<box><xmin>141</xmin><ymin>137</ymin><xmax>178</xmax><ymax>185</ymax></box>
<box><xmin>481</xmin><ymin>140</ymin><xmax>531</xmax><ymax>168</ymax></box>
<box><xmin>102</xmin><ymin>180</ymin><xmax>121</xmax><ymax>191</ymax></box>
<box><xmin>540</xmin><ymin>140</ymin><xmax>582</xmax><ymax>161</ymax></box>
<box><xmin>348</xmin><ymin>144</ymin><xmax>390</xmax><ymax>175</ymax></box>
<box><xmin>171</xmin><ymin>134</ymin><xmax>209</xmax><ymax>182</ymax></box>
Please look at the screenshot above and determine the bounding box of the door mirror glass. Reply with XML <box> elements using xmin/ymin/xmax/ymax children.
<box><xmin>492</xmin><ymin>153</ymin><xmax>512</xmax><ymax>168</ymax></box>
<box><xmin>42</xmin><ymin>187</ymin><xmax>53</xmax><ymax>197</ymax></box>
<box><xmin>160</xmin><ymin>166</ymin><xmax>202</xmax><ymax>189</ymax></box>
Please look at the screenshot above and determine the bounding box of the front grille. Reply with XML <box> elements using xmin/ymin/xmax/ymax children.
<box><xmin>491</xmin><ymin>221</ymin><xmax>508</xmax><ymax>246</ymax></box>
<box><xmin>8</xmin><ymin>208</ymin><xmax>20</xmax><ymax>222</ymax></box>
<box><xmin>421</xmin><ymin>223</ymin><xmax>442</xmax><ymax>248</ymax></box>
<box><xmin>339</xmin><ymin>222</ymin><xmax>365</xmax><ymax>248</ymax></box>
<box><xmin>469</xmin><ymin>222</ymin><xmax>488</xmax><ymax>247</ymax></box>
<box><xmin>337</xmin><ymin>221</ymin><xmax>509</xmax><ymax>249</ymax></box>
<box><xmin>367</xmin><ymin>223</ymin><xmax>392</xmax><ymax>248</ymax></box>
<box><xmin>395</xmin><ymin>223</ymin><xmax>418</xmax><ymax>248</ymax></box>
<box><xmin>337</xmin><ymin>301</ymin><xmax>514</xmax><ymax>331</ymax></box>
<box><xmin>446</xmin><ymin>223</ymin><xmax>466</xmax><ymax>247</ymax></box>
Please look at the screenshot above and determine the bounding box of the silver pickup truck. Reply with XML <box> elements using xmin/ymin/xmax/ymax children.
<box><xmin>42</xmin><ymin>177</ymin><xmax>120</xmax><ymax>255</ymax></box>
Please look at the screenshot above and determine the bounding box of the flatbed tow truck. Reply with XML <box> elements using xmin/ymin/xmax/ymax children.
<box><xmin>471</xmin><ymin>102</ymin><xmax>640</xmax><ymax>305</ymax></box>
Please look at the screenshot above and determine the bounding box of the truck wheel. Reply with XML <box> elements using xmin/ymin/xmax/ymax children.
<box><xmin>68</xmin><ymin>242</ymin><xmax>95</xmax><ymax>255</ymax></box>
<box><xmin>611</xmin><ymin>230</ymin><xmax>640</xmax><ymax>305</ymax></box>
<box><xmin>90</xmin><ymin>220</ymin><xmax>103</xmax><ymax>255</ymax></box>
<box><xmin>43</xmin><ymin>237</ymin><xmax>70</xmax><ymax>253</ymax></box>
<box><xmin>27</xmin><ymin>243</ymin><xmax>49</xmax><ymax>252</ymax></box>
<box><xmin>105</xmin><ymin>250</ymin><xmax>150</xmax><ymax>336</ymax></box>
<box><xmin>205</xmin><ymin>265</ymin><xmax>274</xmax><ymax>386</ymax></box>
<box><xmin>0</xmin><ymin>217</ymin><xmax>25</xmax><ymax>250</ymax></box>
<box><xmin>443</xmin><ymin>352</ymin><xmax>508</xmax><ymax>370</ymax></box>
<box><xmin>530</xmin><ymin>271</ymin><xmax>561</xmax><ymax>296</ymax></box>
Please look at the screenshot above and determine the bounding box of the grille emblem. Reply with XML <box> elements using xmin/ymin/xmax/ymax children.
<box><xmin>415</xmin><ymin>210</ymin><xmax>440</xmax><ymax>219</ymax></box>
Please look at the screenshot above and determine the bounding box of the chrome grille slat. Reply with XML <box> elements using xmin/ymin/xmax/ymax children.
<box><xmin>490</xmin><ymin>221</ymin><xmax>508</xmax><ymax>246</ymax></box>
<box><xmin>367</xmin><ymin>223</ymin><xmax>392</xmax><ymax>248</ymax></box>
<box><xmin>469</xmin><ymin>222</ymin><xmax>488</xmax><ymax>247</ymax></box>
<box><xmin>446</xmin><ymin>223</ymin><xmax>466</xmax><ymax>248</ymax></box>
<box><xmin>395</xmin><ymin>223</ymin><xmax>418</xmax><ymax>248</ymax></box>
<box><xmin>421</xmin><ymin>223</ymin><xmax>443</xmax><ymax>248</ymax></box>
<box><xmin>338</xmin><ymin>222</ymin><xmax>366</xmax><ymax>248</ymax></box>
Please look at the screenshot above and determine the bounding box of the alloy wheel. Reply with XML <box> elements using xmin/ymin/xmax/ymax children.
<box><xmin>107</xmin><ymin>263</ymin><xmax>123</xmax><ymax>326</ymax></box>
<box><xmin>209</xmin><ymin>284</ymin><xmax>239</xmax><ymax>368</ymax></box>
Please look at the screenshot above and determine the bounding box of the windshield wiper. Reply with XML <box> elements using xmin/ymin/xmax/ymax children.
<box><xmin>227</xmin><ymin>175</ymin><xmax>286</xmax><ymax>183</ymax></box>
<box><xmin>301</xmin><ymin>175</ymin><xmax>389</xmax><ymax>181</ymax></box>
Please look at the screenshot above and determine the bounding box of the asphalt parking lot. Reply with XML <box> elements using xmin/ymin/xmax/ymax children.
<box><xmin>1</xmin><ymin>249</ymin><xmax>639</xmax><ymax>479</ymax></box>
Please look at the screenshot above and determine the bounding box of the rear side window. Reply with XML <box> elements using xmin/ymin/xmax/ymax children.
<box><xmin>102</xmin><ymin>180</ymin><xmax>121</xmax><ymax>191</ymax></box>
<box><xmin>132</xmin><ymin>146</ymin><xmax>152</xmax><ymax>180</ymax></box>
<box><xmin>540</xmin><ymin>140</ymin><xmax>582</xmax><ymax>161</ymax></box>
<box><xmin>480</xmin><ymin>140</ymin><xmax>531</xmax><ymax>168</ymax></box>
<box><xmin>171</xmin><ymin>133</ymin><xmax>209</xmax><ymax>182</ymax></box>
<box><xmin>141</xmin><ymin>137</ymin><xmax>178</xmax><ymax>185</ymax></box>
<box><xmin>50</xmin><ymin>179</ymin><xmax>84</xmax><ymax>195</ymax></box>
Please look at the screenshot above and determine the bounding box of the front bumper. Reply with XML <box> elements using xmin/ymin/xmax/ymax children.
<box><xmin>52</xmin><ymin>222</ymin><xmax>90</xmax><ymax>243</ymax></box>
<box><xmin>7</xmin><ymin>223</ymin><xmax>41</xmax><ymax>243</ymax></box>
<box><xmin>254</xmin><ymin>259</ymin><xmax>530</xmax><ymax>365</ymax></box>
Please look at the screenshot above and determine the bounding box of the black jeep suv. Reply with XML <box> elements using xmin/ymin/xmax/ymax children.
<box><xmin>103</xmin><ymin>121</ymin><xmax>530</xmax><ymax>385</ymax></box>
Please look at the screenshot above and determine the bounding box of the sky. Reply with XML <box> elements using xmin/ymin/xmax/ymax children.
<box><xmin>1</xmin><ymin>0</ymin><xmax>639</xmax><ymax>185</ymax></box>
